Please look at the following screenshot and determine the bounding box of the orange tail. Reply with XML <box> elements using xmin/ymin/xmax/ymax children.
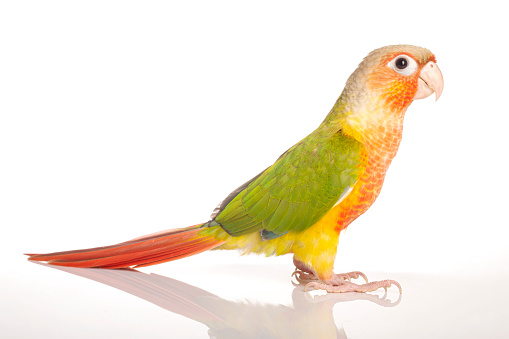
<box><xmin>26</xmin><ymin>224</ymin><xmax>224</xmax><ymax>269</ymax></box>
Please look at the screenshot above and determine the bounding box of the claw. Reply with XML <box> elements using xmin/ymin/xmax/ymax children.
<box><xmin>392</xmin><ymin>280</ymin><xmax>403</xmax><ymax>294</ymax></box>
<box><xmin>331</xmin><ymin>271</ymin><xmax>368</xmax><ymax>283</ymax></box>
<box><xmin>292</xmin><ymin>269</ymin><xmax>319</xmax><ymax>283</ymax></box>
<box><xmin>347</xmin><ymin>271</ymin><xmax>368</xmax><ymax>283</ymax></box>
<box><xmin>304</xmin><ymin>282</ymin><xmax>320</xmax><ymax>292</ymax></box>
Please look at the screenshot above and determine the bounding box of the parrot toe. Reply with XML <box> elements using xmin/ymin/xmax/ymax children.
<box><xmin>292</xmin><ymin>270</ymin><xmax>318</xmax><ymax>281</ymax></box>
<box><xmin>304</xmin><ymin>279</ymin><xmax>402</xmax><ymax>294</ymax></box>
<box><xmin>335</xmin><ymin>271</ymin><xmax>368</xmax><ymax>283</ymax></box>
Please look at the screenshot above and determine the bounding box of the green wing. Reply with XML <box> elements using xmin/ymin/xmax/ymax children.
<box><xmin>211</xmin><ymin>130</ymin><xmax>364</xmax><ymax>237</ymax></box>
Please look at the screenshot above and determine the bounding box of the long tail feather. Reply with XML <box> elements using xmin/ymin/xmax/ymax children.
<box><xmin>27</xmin><ymin>224</ymin><xmax>224</xmax><ymax>268</ymax></box>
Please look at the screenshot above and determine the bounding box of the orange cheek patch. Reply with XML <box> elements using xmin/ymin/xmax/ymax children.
<box><xmin>384</xmin><ymin>78</ymin><xmax>418</xmax><ymax>111</ymax></box>
<box><xmin>367</xmin><ymin>66</ymin><xmax>418</xmax><ymax>112</ymax></box>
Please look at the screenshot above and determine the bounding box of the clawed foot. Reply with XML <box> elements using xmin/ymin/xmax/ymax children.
<box><xmin>305</xmin><ymin>279</ymin><xmax>401</xmax><ymax>294</ymax></box>
<box><xmin>293</xmin><ymin>269</ymin><xmax>401</xmax><ymax>294</ymax></box>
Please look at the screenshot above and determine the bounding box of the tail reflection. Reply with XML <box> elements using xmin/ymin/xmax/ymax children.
<box><xmin>33</xmin><ymin>262</ymin><xmax>400</xmax><ymax>338</ymax></box>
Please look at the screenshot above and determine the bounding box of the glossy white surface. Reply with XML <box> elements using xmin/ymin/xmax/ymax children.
<box><xmin>2</xmin><ymin>1</ymin><xmax>509</xmax><ymax>338</ymax></box>
<box><xmin>4</xmin><ymin>255</ymin><xmax>509</xmax><ymax>338</ymax></box>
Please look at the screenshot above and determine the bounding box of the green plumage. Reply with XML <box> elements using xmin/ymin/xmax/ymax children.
<box><xmin>213</xmin><ymin>129</ymin><xmax>364</xmax><ymax>237</ymax></box>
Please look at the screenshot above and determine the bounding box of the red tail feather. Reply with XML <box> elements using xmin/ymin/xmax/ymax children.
<box><xmin>27</xmin><ymin>224</ymin><xmax>224</xmax><ymax>268</ymax></box>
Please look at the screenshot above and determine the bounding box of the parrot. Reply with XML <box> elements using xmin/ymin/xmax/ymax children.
<box><xmin>27</xmin><ymin>45</ymin><xmax>444</xmax><ymax>293</ymax></box>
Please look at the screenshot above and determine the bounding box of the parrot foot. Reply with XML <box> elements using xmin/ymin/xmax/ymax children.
<box><xmin>304</xmin><ymin>279</ymin><xmax>402</xmax><ymax>294</ymax></box>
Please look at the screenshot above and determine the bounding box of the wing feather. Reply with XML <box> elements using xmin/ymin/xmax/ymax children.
<box><xmin>211</xmin><ymin>130</ymin><xmax>364</xmax><ymax>237</ymax></box>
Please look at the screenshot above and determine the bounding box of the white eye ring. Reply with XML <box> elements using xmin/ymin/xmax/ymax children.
<box><xmin>387</xmin><ymin>55</ymin><xmax>419</xmax><ymax>76</ymax></box>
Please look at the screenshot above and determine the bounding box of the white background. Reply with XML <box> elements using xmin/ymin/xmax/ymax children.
<box><xmin>1</xmin><ymin>1</ymin><xmax>508</xmax><ymax>338</ymax></box>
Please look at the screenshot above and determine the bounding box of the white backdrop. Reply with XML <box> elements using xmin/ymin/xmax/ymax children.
<box><xmin>2</xmin><ymin>0</ymin><xmax>508</xmax><ymax>274</ymax></box>
<box><xmin>1</xmin><ymin>2</ymin><xmax>508</xmax><ymax>336</ymax></box>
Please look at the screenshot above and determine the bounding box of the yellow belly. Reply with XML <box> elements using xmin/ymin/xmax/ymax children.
<box><xmin>200</xmin><ymin>204</ymin><xmax>343</xmax><ymax>280</ymax></box>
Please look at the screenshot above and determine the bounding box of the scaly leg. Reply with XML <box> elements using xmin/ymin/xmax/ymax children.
<box><xmin>293</xmin><ymin>258</ymin><xmax>401</xmax><ymax>293</ymax></box>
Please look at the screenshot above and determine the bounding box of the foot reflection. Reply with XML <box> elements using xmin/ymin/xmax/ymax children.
<box><xmin>33</xmin><ymin>262</ymin><xmax>400</xmax><ymax>338</ymax></box>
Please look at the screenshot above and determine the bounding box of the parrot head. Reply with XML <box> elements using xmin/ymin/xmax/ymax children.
<box><xmin>344</xmin><ymin>44</ymin><xmax>443</xmax><ymax>110</ymax></box>
<box><xmin>337</xmin><ymin>45</ymin><xmax>443</xmax><ymax>141</ymax></box>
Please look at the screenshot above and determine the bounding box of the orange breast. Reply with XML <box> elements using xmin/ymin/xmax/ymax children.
<box><xmin>332</xmin><ymin>117</ymin><xmax>404</xmax><ymax>233</ymax></box>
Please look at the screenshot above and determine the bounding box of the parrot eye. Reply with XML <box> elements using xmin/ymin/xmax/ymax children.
<box><xmin>387</xmin><ymin>55</ymin><xmax>419</xmax><ymax>76</ymax></box>
<box><xmin>395</xmin><ymin>57</ymin><xmax>407</xmax><ymax>69</ymax></box>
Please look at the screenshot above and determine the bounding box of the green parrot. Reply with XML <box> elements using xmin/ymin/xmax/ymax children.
<box><xmin>28</xmin><ymin>45</ymin><xmax>443</xmax><ymax>293</ymax></box>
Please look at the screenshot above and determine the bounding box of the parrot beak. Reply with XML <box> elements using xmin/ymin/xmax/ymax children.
<box><xmin>414</xmin><ymin>61</ymin><xmax>443</xmax><ymax>101</ymax></box>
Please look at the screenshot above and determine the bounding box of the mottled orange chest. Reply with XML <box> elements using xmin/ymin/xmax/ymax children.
<box><xmin>332</xmin><ymin>115</ymin><xmax>405</xmax><ymax>233</ymax></box>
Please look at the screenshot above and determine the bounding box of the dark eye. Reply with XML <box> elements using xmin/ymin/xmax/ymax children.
<box><xmin>388</xmin><ymin>55</ymin><xmax>418</xmax><ymax>75</ymax></box>
<box><xmin>395</xmin><ymin>57</ymin><xmax>408</xmax><ymax>69</ymax></box>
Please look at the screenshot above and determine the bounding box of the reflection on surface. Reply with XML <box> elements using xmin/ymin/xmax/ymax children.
<box><xmin>34</xmin><ymin>263</ymin><xmax>400</xmax><ymax>338</ymax></box>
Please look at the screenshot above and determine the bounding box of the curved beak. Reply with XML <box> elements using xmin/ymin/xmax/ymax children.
<box><xmin>414</xmin><ymin>61</ymin><xmax>444</xmax><ymax>101</ymax></box>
